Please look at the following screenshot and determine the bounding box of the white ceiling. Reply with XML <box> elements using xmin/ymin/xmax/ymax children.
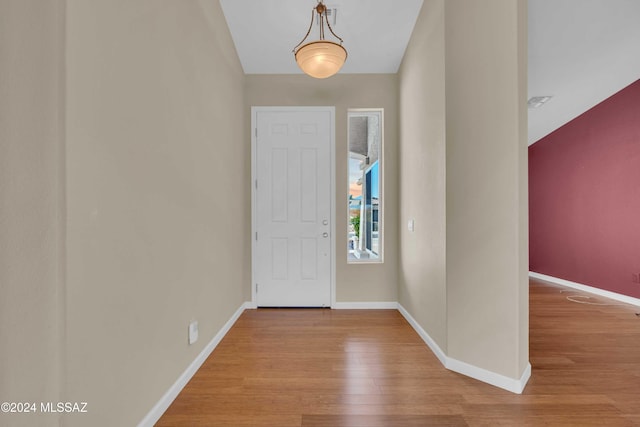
<box><xmin>528</xmin><ymin>0</ymin><xmax>640</xmax><ymax>144</ymax></box>
<box><xmin>219</xmin><ymin>0</ymin><xmax>424</xmax><ymax>74</ymax></box>
<box><xmin>219</xmin><ymin>0</ymin><xmax>640</xmax><ymax>145</ymax></box>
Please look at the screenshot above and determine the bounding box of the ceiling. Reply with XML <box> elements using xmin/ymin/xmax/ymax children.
<box><xmin>219</xmin><ymin>0</ymin><xmax>423</xmax><ymax>74</ymax></box>
<box><xmin>219</xmin><ymin>0</ymin><xmax>640</xmax><ymax>145</ymax></box>
<box><xmin>528</xmin><ymin>0</ymin><xmax>640</xmax><ymax>144</ymax></box>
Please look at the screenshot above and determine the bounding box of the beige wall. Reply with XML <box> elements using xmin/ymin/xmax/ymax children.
<box><xmin>65</xmin><ymin>1</ymin><xmax>246</xmax><ymax>425</ymax></box>
<box><xmin>246</xmin><ymin>74</ymin><xmax>399</xmax><ymax>302</ymax></box>
<box><xmin>0</xmin><ymin>1</ymin><xmax>65</xmax><ymax>426</ymax></box>
<box><xmin>398</xmin><ymin>0</ymin><xmax>448</xmax><ymax>350</ymax></box>
<box><xmin>399</xmin><ymin>0</ymin><xmax>529</xmax><ymax>381</ymax></box>
<box><xmin>444</xmin><ymin>0</ymin><xmax>528</xmax><ymax>380</ymax></box>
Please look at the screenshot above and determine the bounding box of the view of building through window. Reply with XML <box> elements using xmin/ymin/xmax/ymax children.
<box><xmin>347</xmin><ymin>109</ymin><xmax>383</xmax><ymax>262</ymax></box>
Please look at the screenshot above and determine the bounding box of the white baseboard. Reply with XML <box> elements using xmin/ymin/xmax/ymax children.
<box><xmin>137</xmin><ymin>302</ymin><xmax>249</xmax><ymax>427</ymax></box>
<box><xmin>244</xmin><ymin>301</ymin><xmax>258</xmax><ymax>309</ymax></box>
<box><xmin>529</xmin><ymin>272</ymin><xmax>640</xmax><ymax>307</ymax></box>
<box><xmin>398</xmin><ymin>303</ymin><xmax>530</xmax><ymax>394</ymax></box>
<box><xmin>332</xmin><ymin>301</ymin><xmax>399</xmax><ymax>309</ymax></box>
<box><xmin>397</xmin><ymin>304</ymin><xmax>448</xmax><ymax>366</ymax></box>
<box><xmin>446</xmin><ymin>357</ymin><xmax>531</xmax><ymax>394</ymax></box>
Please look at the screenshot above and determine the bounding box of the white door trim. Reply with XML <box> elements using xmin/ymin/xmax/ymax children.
<box><xmin>251</xmin><ymin>106</ymin><xmax>336</xmax><ymax>308</ymax></box>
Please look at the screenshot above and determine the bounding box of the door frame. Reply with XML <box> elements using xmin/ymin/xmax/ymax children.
<box><xmin>250</xmin><ymin>106</ymin><xmax>336</xmax><ymax>308</ymax></box>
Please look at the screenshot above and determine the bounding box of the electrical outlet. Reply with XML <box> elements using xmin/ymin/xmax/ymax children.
<box><xmin>188</xmin><ymin>320</ymin><xmax>199</xmax><ymax>345</ymax></box>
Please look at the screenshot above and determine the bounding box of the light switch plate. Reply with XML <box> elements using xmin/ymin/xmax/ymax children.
<box><xmin>188</xmin><ymin>320</ymin><xmax>199</xmax><ymax>345</ymax></box>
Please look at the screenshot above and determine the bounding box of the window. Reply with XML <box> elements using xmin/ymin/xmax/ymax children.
<box><xmin>347</xmin><ymin>109</ymin><xmax>383</xmax><ymax>263</ymax></box>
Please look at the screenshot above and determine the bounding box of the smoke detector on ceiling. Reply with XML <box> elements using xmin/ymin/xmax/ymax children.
<box><xmin>528</xmin><ymin>96</ymin><xmax>553</xmax><ymax>109</ymax></box>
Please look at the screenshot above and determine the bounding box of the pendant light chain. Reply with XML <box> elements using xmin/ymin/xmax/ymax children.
<box><xmin>324</xmin><ymin>12</ymin><xmax>343</xmax><ymax>45</ymax></box>
<box><xmin>292</xmin><ymin>9</ymin><xmax>315</xmax><ymax>53</ymax></box>
<box><xmin>293</xmin><ymin>1</ymin><xmax>344</xmax><ymax>53</ymax></box>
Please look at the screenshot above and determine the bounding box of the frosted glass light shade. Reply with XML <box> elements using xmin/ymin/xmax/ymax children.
<box><xmin>295</xmin><ymin>41</ymin><xmax>347</xmax><ymax>79</ymax></box>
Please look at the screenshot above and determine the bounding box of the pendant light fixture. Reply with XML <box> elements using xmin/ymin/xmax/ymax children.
<box><xmin>293</xmin><ymin>1</ymin><xmax>347</xmax><ymax>79</ymax></box>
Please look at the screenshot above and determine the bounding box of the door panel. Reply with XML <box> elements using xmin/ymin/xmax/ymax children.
<box><xmin>254</xmin><ymin>109</ymin><xmax>332</xmax><ymax>307</ymax></box>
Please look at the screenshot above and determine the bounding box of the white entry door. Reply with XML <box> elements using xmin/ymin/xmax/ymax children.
<box><xmin>252</xmin><ymin>107</ymin><xmax>333</xmax><ymax>307</ymax></box>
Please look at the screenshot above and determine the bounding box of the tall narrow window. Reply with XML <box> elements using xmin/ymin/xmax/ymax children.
<box><xmin>347</xmin><ymin>109</ymin><xmax>383</xmax><ymax>263</ymax></box>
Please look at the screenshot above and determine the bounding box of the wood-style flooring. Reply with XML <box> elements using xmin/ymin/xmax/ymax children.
<box><xmin>156</xmin><ymin>279</ymin><xmax>640</xmax><ymax>426</ymax></box>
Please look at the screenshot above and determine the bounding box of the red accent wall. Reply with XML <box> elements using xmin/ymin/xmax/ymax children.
<box><xmin>529</xmin><ymin>79</ymin><xmax>640</xmax><ymax>299</ymax></box>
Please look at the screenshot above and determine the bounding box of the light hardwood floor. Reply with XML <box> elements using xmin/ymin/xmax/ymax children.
<box><xmin>156</xmin><ymin>279</ymin><xmax>640</xmax><ymax>426</ymax></box>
